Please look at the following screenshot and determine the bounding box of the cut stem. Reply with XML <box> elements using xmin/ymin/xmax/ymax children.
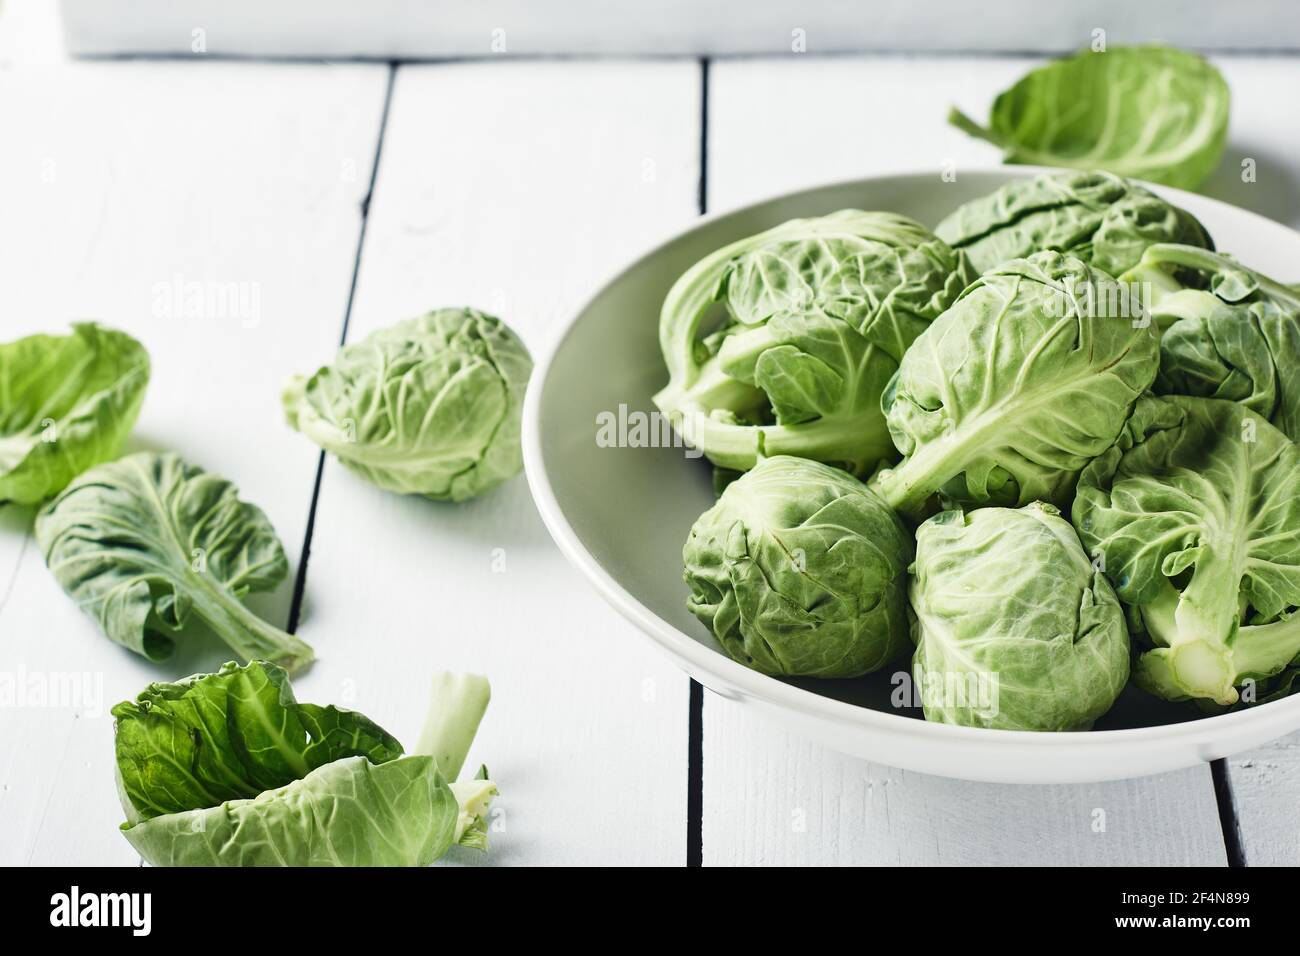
<box><xmin>947</xmin><ymin>106</ymin><xmax>1003</xmax><ymax>148</ymax></box>
<box><xmin>415</xmin><ymin>672</ymin><xmax>491</xmax><ymax>781</ymax></box>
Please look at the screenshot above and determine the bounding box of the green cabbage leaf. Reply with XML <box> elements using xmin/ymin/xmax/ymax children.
<box><xmin>36</xmin><ymin>452</ymin><xmax>314</xmax><ymax>671</ymax></box>
<box><xmin>1074</xmin><ymin>396</ymin><xmax>1300</xmax><ymax>706</ymax></box>
<box><xmin>874</xmin><ymin>251</ymin><xmax>1159</xmax><ymax>520</ymax></box>
<box><xmin>948</xmin><ymin>46</ymin><xmax>1229</xmax><ymax>190</ymax></box>
<box><xmin>0</xmin><ymin>323</ymin><xmax>149</xmax><ymax>504</ymax></box>
<box><xmin>936</xmin><ymin>170</ymin><xmax>1213</xmax><ymax>277</ymax></box>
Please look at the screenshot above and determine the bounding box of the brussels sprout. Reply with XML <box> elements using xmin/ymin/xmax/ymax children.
<box><xmin>1124</xmin><ymin>244</ymin><xmax>1300</xmax><ymax>441</ymax></box>
<box><xmin>909</xmin><ymin>503</ymin><xmax>1129</xmax><ymax>731</ymax></box>
<box><xmin>935</xmin><ymin>170</ymin><xmax>1214</xmax><ymax>277</ymax></box>
<box><xmin>0</xmin><ymin>322</ymin><xmax>149</xmax><ymax>504</ymax></box>
<box><xmin>947</xmin><ymin>46</ymin><xmax>1229</xmax><ymax>191</ymax></box>
<box><xmin>874</xmin><ymin>251</ymin><xmax>1159</xmax><ymax>520</ymax></box>
<box><xmin>113</xmin><ymin>662</ymin><xmax>496</xmax><ymax>866</ymax></box>
<box><xmin>1074</xmin><ymin>396</ymin><xmax>1300</xmax><ymax>706</ymax></box>
<box><xmin>654</xmin><ymin>211</ymin><xmax>969</xmax><ymax>478</ymax></box>
<box><xmin>682</xmin><ymin>455</ymin><xmax>912</xmax><ymax>678</ymax></box>
<box><xmin>284</xmin><ymin>308</ymin><xmax>532</xmax><ymax>502</ymax></box>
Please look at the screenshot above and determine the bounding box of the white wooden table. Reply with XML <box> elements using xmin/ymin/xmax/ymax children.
<box><xmin>2</xmin><ymin>1</ymin><xmax>1298</xmax><ymax>866</ymax></box>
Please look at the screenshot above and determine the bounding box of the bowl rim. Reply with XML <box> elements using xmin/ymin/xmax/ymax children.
<box><xmin>521</xmin><ymin>164</ymin><xmax>1300</xmax><ymax>751</ymax></box>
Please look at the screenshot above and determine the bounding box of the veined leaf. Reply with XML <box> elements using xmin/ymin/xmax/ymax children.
<box><xmin>949</xmin><ymin>46</ymin><xmax>1229</xmax><ymax>191</ymax></box>
<box><xmin>35</xmin><ymin>451</ymin><xmax>314</xmax><ymax>671</ymax></box>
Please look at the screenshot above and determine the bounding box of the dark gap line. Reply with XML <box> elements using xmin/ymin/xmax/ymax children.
<box><xmin>338</xmin><ymin>64</ymin><xmax>397</xmax><ymax>348</ymax></box>
<box><xmin>286</xmin><ymin>451</ymin><xmax>326</xmax><ymax>635</ymax></box>
<box><xmin>1210</xmin><ymin>758</ymin><xmax>1247</xmax><ymax>867</ymax></box>
<box><xmin>286</xmin><ymin>63</ymin><xmax>397</xmax><ymax>634</ymax></box>
<box><xmin>685</xmin><ymin>56</ymin><xmax>710</xmax><ymax>870</ymax></box>
<box><xmin>696</xmin><ymin>57</ymin><xmax>710</xmax><ymax>218</ymax></box>
<box><xmin>687</xmin><ymin>680</ymin><xmax>704</xmax><ymax>868</ymax></box>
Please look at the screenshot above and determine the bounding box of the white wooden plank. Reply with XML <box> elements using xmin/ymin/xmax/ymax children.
<box><xmin>703</xmin><ymin>54</ymin><xmax>1231</xmax><ymax>866</ymax></box>
<box><xmin>0</xmin><ymin>32</ymin><xmax>387</xmax><ymax>863</ymax></box>
<box><xmin>1224</xmin><ymin>733</ymin><xmax>1300</xmax><ymax>866</ymax></box>
<box><xmin>297</xmin><ymin>60</ymin><xmax>699</xmax><ymax>865</ymax></box>
<box><xmin>705</xmin><ymin>700</ymin><xmax>1227</xmax><ymax>865</ymax></box>
<box><xmin>709</xmin><ymin>55</ymin><xmax>1031</xmax><ymax>210</ymax></box>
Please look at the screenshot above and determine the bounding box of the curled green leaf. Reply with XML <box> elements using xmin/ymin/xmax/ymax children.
<box><xmin>35</xmin><ymin>451</ymin><xmax>314</xmax><ymax>672</ymax></box>
<box><xmin>935</xmin><ymin>170</ymin><xmax>1214</xmax><ymax>277</ymax></box>
<box><xmin>874</xmin><ymin>251</ymin><xmax>1159</xmax><ymax>520</ymax></box>
<box><xmin>949</xmin><ymin>46</ymin><xmax>1229</xmax><ymax>191</ymax></box>
<box><xmin>0</xmin><ymin>323</ymin><xmax>149</xmax><ymax>504</ymax></box>
<box><xmin>1074</xmin><ymin>396</ymin><xmax>1300</xmax><ymax>706</ymax></box>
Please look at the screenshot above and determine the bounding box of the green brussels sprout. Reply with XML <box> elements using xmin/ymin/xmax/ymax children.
<box><xmin>935</xmin><ymin>169</ymin><xmax>1213</xmax><ymax>277</ymax></box>
<box><xmin>682</xmin><ymin>455</ymin><xmax>912</xmax><ymax>678</ymax></box>
<box><xmin>909</xmin><ymin>503</ymin><xmax>1130</xmax><ymax>731</ymax></box>
<box><xmin>1123</xmin><ymin>244</ymin><xmax>1300</xmax><ymax>441</ymax></box>
<box><xmin>284</xmin><ymin>308</ymin><xmax>532</xmax><ymax>502</ymax></box>
<box><xmin>654</xmin><ymin>211</ymin><xmax>970</xmax><ymax>478</ymax></box>
<box><xmin>874</xmin><ymin>251</ymin><xmax>1159</xmax><ymax>520</ymax></box>
<box><xmin>1073</xmin><ymin>395</ymin><xmax>1300</xmax><ymax>706</ymax></box>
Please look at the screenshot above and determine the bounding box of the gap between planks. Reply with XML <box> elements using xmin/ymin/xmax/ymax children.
<box><xmin>286</xmin><ymin>64</ymin><xmax>397</xmax><ymax>637</ymax></box>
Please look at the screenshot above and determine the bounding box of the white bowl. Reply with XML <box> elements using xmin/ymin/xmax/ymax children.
<box><xmin>523</xmin><ymin>168</ymin><xmax>1300</xmax><ymax>783</ymax></box>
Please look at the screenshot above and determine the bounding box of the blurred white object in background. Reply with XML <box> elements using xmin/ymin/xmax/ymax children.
<box><xmin>1</xmin><ymin>0</ymin><xmax>67</xmax><ymax>65</ymax></box>
<box><xmin>61</xmin><ymin>0</ymin><xmax>1300</xmax><ymax>59</ymax></box>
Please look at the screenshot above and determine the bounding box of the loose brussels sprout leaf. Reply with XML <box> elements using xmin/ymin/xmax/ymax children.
<box><xmin>654</xmin><ymin>211</ymin><xmax>970</xmax><ymax>477</ymax></box>
<box><xmin>683</xmin><ymin>455</ymin><xmax>912</xmax><ymax>677</ymax></box>
<box><xmin>1124</xmin><ymin>244</ymin><xmax>1300</xmax><ymax>441</ymax></box>
<box><xmin>910</xmin><ymin>503</ymin><xmax>1129</xmax><ymax>731</ymax></box>
<box><xmin>1074</xmin><ymin>396</ymin><xmax>1300</xmax><ymax>706</ymax></box>
<box><xmin>948</xmin><ymin>46</ymin><xmax>1229</xmax><ymax>190</ymax></box>
<box><xmin>123</xmin><ymin>755</ymin><xmax>459</xmax><ymax>867</ymax></box>
<box><xmin>284</xmin><ymin>308</ymin><xmax>532</xmax><ymax>502</ymax></box>
<box><xmin>874</xmin><ymin>251</ymin><xmax>1159</xmax><ymax>520</ymax></box>
<box><xmin>935</xmin><ymin>170</ymin><xmax>1214</xmax><ymax>277</ymax></box>
<box><xmin>35</xmin><ymin>451</ymin><xmax>314</xmax><ymax>672</ymax></box>
<box><xmin>0</xmin><ymin>323</ymin><xmax>149</xmax><ymax>505</ymax></box>
<box><xmin>113</xmin><ymin>661</ymin><xmax>496</xmax><ymax>867</ymax></box>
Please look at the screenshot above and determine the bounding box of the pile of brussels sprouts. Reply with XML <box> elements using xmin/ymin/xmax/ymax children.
<box><xmin>658</xmin><ymin>170</ymin><xmax>1300</xmax><ymax>731</ymax></box>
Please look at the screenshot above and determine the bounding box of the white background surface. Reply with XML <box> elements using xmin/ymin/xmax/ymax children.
<box><xmin>2</xmin><ymin>0</ymin><xmax>1298</xmax><ymax>865</ymax></box>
